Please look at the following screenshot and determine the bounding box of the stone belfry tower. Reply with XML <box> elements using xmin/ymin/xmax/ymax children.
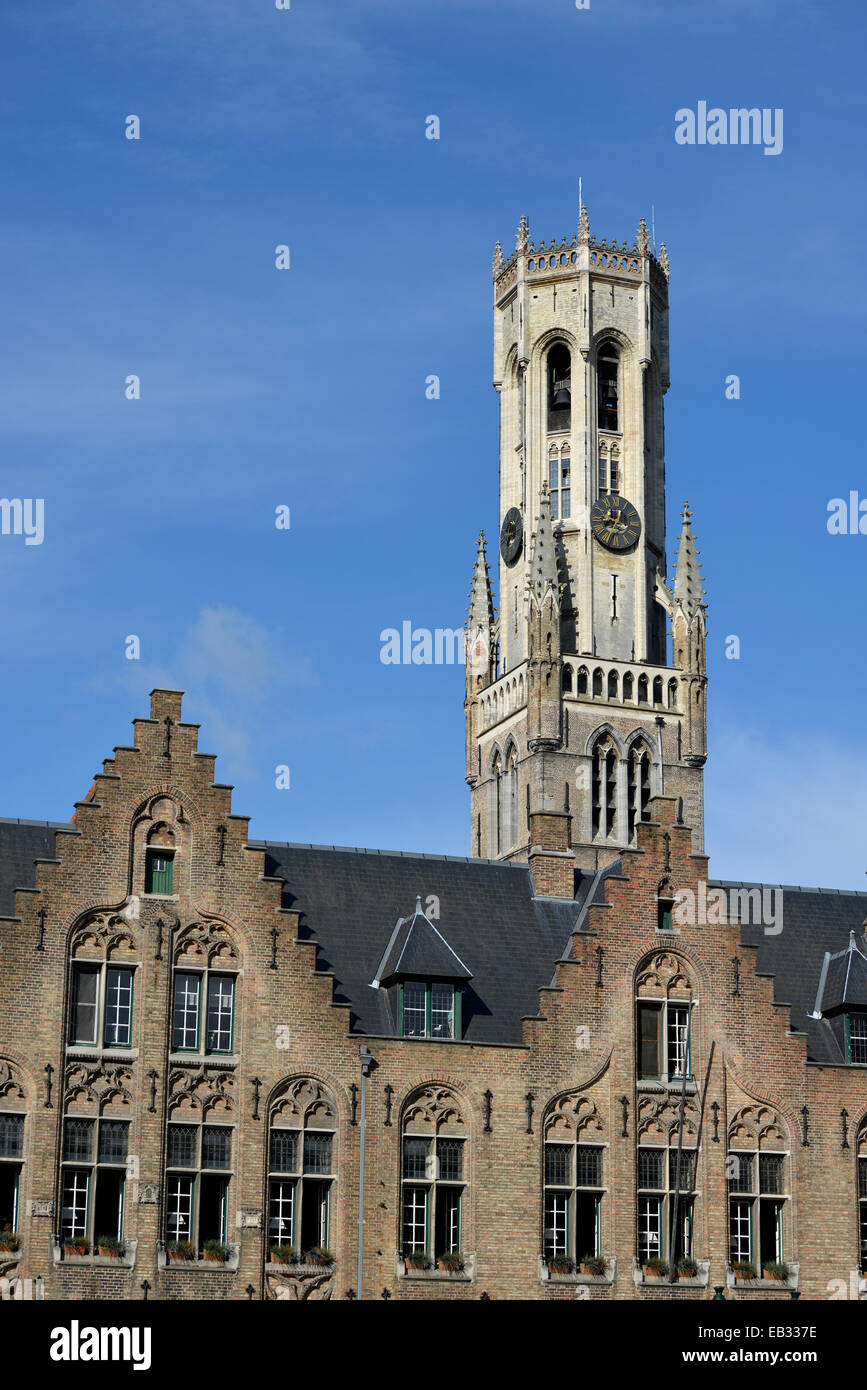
<box><xmin>464</xmin><ymin>206</ymin><xmax>708</xmax><ymax>883</ymax></box>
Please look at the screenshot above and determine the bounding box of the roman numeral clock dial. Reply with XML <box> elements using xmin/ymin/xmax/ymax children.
<box><xmin>590</xmin><ymin>494</ymin><xmax>642</xmax><ymax>552</ymax></box>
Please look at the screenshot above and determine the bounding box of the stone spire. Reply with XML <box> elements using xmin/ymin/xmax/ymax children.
<box><xmin>578</xmin><ymin>203</ymin><xmax>590</xmax><ymax>243</ymax></box>
<box><xmin>659</xmin><ymin>241</ymin><xmax>670</xmax><ymax>277</ymax></box>
<box><xmin>527</xmin><ymin>482</ymin><xmax>559</xmax><ymax>604</ymax></box>
<box><xmin>673</xmin><ymin>502</ymin><xmax>705</xmax><ymax>616</ymax></box>
<box><xmin>467</xmin><ymin>531</ymin><xmax>495</xmax><ymax>629</ymax></box>
<box><xmin>636</xmin><ymin>215</ymin><xmax>650</xmax><ymax>253</ymax></box>
<box><xmin>493</xmin><ymin>240</ymin><xmax>503</xmax><ymax>276</ymax></box>
<box><xmin>516</xmin><ymin>214</ymin><xmax>530</xmax><ymax>251</ymax></box>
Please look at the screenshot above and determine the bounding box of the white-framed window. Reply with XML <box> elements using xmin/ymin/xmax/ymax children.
<box><xmin>60</xmin><ymin>1116</ymin><xmax>129</xmax><ymax>1244</ymax></box>
<box><xmin>0</xmin><ymin>1112</ymin><xmax>24</xmax><ymax>1235</ymax></box>
<box><xmin>847</xmin><ymin>1014</ymin><xmax>867</xmax><ymax>1064</ymax></box>
<box><xmin>401</xmin><ymin>1134</ymin><xmax>465</xmax><ymax>1259</ymax></box>
<box><xmin>637</xmin><ymin>1145</ymin><xmax>695</xmax><ymax>1265</ymax></box>
<box><xmin>399</xmin><ymin>982</ymin><xmax>460</xmax><ymax>1039</ymax></box>
<box><xmin>164</xmin><ymin>1120</ymin><xmax>233</xmax><ymax>1253</ymax></box>
<box><xmin>727</xmin><ymin>1150</ymin><xmax>787</xmax><ymax>1271</ymax></box>
<box><xmin>858</xmin><ymin>1154</ymin><xmax>867</xmax><ymax>1272</ymax></box>
<box><xmin>69</xmin><ymin>963</ymin><xmax>135</xmax><ymax>1048</ymax></box>
<box><xmin>170</xmin><ymin>971</ymin><xmax>236</xmax><ymax>1054</ymax></box>
<box><xmin>543</xmin><ymin>1140</ymin><xmax>604</xmax><ymax>1262</ymax></box>
<box><xmin>637</xmin><ymin>1000</ymin><xmax>692</xmax><ymax>1081</ymax></box>
<box><xmin>267</xmin><ymin>1120</ymin><xmax>334</xmax><ymax>1257</ymax></box>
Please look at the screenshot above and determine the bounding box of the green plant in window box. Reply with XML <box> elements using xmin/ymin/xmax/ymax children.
<box><xmin>732</xmin><ymin>1260</ymin><xmax>756</xmax><ymax>1282</ymax></box>
<box><xmin>437</xmin><ymin>1250</ymin><xmax>464</xmax><ymax>1272</ymax></box>
<box><xmin>547</xmin><ymin>1254</ymin><xmax>574</xmax><ymax>1275</ymax></box>
<box><xmin>167</xmin><ymin>1239</ymin><xmax>195</xmax><ymax>1261</ymax></box>
<box><xmin>96</xmin><ymin>1234</ymin><xmax>123</xmax><ymax>1258</ymax></box>
<box><xmin>762</xmin><ymin>1260</ymin><xmax>789</xmax><ymax>1282</ymax></box>
<box><xmin>269</xmin><ymin>1245</ymin><xmax>296</xmax><ymax>1265</ymax></box>
<box><xmin>641</xmin><ymin>1256</ymin><xmax>668</xmax><ymax>1278</ymax></box>
<box><xmin>405</xmin><ymin>1251</ymin><xmax>432</xmax><ymax>1271</ymax></box>
<box><xmin>0</xmin><ymin>1230</ymin><xmax>20</xmax><ymax>1252</ymax></box>
<box><xmin>676</xmin><ymin>1256</ymin><xmax>698</xmax><ymax>1278</ymax></box>
<box><xmin>203</xmin><ymin>1239</ymin><xmax>230</xmax><ymax>1262</ymax></box>
<box><xmin>64</xmin><ymin>1236</ymin><xmax>91</xmax><ymax>1257</ymax></box>
<box><xmin>304</xmin><ymin>1246</ymin><xmax>333</xmax><ymax>1267</ymax></box>
<box><xmin>579</xmin><ymin>1255</ymin><xmax>606</xmax><ymax>1276</ymax></box>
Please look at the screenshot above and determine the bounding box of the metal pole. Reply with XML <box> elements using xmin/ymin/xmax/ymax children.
<box><xmin>357</xmin><ymin>1046</ymin><xmax>374</xmax><ymax>1301</ymax></box>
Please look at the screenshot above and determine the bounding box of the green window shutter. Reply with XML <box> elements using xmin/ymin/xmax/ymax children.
<box><xmin>146</xmin><ymin>850</ymin><xmax>174</xmax><ymax>894</ymax></box>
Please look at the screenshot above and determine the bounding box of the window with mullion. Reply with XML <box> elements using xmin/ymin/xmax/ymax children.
<box><xmin>400</xmin><ymin>982</ymin><xmax>458</xmax><ymax>1039</ymax></box>
<box><xmin>205</xmin><ymin>976</ymin><xmax>234</xmax><ymax>1053</ymax></box>
<box><xmin>544</xmin><ymin>1140</ymin><xmax>604</xmax><ymax>1262</ymax></box>
<box><xmin>267</xmin><ymin>1122</ymin><xmax>335</xmax><ymax>1257</ymax></box>
<box><xmin>69</xmin><ymin>965</ymin><xmax>100</xmax><ymax>1045</ymax></box>
<box><xmin>637</xmin><ymin>999</ymin><xmax>693</xmax><ymax>1082</ymax></box>
<box><xmin>727</xmin><ymin>1149</ymin><xmax>787</xmax><ymax>1269</ymax></box>
<box><xmin>164</xmin><ymin>1121</ymin><xmax>234</xmax><ymax>1251</ymax></box>
<box><xmin>60</xmin><ymin>1119</ymin><xmax>129</xmax><ymax>1243</ymax></box>
<box><xmin>848</xmin><ymin>1014</ymin><xmax>867</xmax><ymax>1064</ymax></box>
<box><xmin>859</xmin><ymin>1157</ymin><xmax>867</xmax><ymax>1270</ymax></box>
<box><xmin>0</xmin><ymin>1114</ymin><xmax>24</xmax><ymax>1160</ymax></box>
<box><xmin>103</xmin><ymin>968</ymin><xmax>133</xmax><ymax>1047</ymax></box>
<box><xmin>402</xmin><ymin>982</ymin><xmax>427</xmax><ymax>1038</ymax></box>
<box><xmin>171</xmin><ymin>974</ymin><xmax>200</xmax><ymax>1051</ymax></box>
<box><xmin>637</xmin><ymin>1145</ymin><xmax>695</xmax><ymax>1264</ymax></box>
<box><xmin>401</xmin><ymin>1133</ymin><xmax>465</xmax><ymax>1260</ymax></box>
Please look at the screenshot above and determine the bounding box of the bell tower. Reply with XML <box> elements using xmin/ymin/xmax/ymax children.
<box><xmin>464</xmin><ymin>205</ymin><xmax>708</xmax><ymax>880</ymax></box>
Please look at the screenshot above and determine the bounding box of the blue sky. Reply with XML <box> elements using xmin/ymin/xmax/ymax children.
<box><xmin>1</xmin><ymin>0</ymin><xmax>865</xmax><ymax>889</ymax></box>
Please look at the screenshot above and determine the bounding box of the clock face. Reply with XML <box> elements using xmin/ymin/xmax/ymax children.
<box><xmin>500</xmin><ymin>506</ymin><xmax>523</xmax><ymax>567</ymax></box>
<box><xmin>590</xmin><ymin>494</ymin><xmax>642</xmax><ymax>552</ymax></box>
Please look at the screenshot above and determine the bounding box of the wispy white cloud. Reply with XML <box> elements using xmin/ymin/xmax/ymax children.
<box><xmin>120</xmin><ymin>603</ymin><xmax>317</xmax><ymax>779</ymax></box>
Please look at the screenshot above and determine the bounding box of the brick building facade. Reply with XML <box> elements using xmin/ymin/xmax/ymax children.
<box><xmin>0</xmin><ymin>209</ymin><xmax>865</xmax><ymax>1301</ymax></box>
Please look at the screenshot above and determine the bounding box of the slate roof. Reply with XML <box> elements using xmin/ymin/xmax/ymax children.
<box><xmin>711</xmin><ymin>882</ymin><xmax>867</xmax><ymax>1064</ymax></box>
<box><xmin>2</xmin><ymin>815</ymin><xmax>866</xmax><ymax>1059</ymax></box>
<box><xmin>0</xmin><ymin>818</ymin><xmax>74</xmax><ymax>916</ymax></box>
<box><xmin>373</xmin><ymin>898</ymin><xmax>474</xmax><ymax>986</ymax></box>
<box><xmin>252</xmin><ymin>842</ymin><xmax>606</xmax><ymax>1044</ymax></box>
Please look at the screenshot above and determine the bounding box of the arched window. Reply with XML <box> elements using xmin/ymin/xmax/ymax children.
<box><xmin>857</xmin><ymin>1122</ymin><xmax>867</xmax><ymax>1273</ymax></box>
<box><xmin>577</xmin><ymin>666</ymin><xmax>588</xmax><ymax>696</ymax></box>
<box><xmin>623</xmin><ymin>671</ymin><xmax>634</xmax><ymax>702</ymax></box>
<box><xmin>592</xmin><ymin>668</ymin><xmax>603</xmax><ymax>698</ymax></box>
<box><xmin>628</xmin><ymin>743</ymin><xmax>652</xmax><ymax>841</ymax></box>
<box><xmin>547</xmin><ymin>342</ymin><xmax>571</xmax><ymax>432</ymax></box>
<box><xmin>653</xmin><ymin>676</ymin><xmax>664</xmax><ymax>706</ymax></box>
<box><xmin>0</xmin><ymin>1062</ymin><xmax>27</xmax><ymax>1243</ymax></box>
<box><xmin>505</xmin><ymin>745</ymin><xmax>519</xmax><ymax>850</ymax></box>
<box><xmin>267</xmin><ymin>1079</ymin><xmax>336</xmax><ymax>1261</ymax></box>
<box><xmin>597</xmin><ymin>341</ymin><xmax>619</xmax><ymax>432</ymax></box>
<box><xmin>543</xmin><ymin>1093</ymin><xmax>606</xmax><ymax>1270</ymax></box>
<box><xmin>668</xmin><ymin>679</ymin><xmax>678</xmax><ymax>709</ymax></box>
<box><xmin>635</xmin><ymin>952</ymin><xmax>697</xmax><ymax>1270</ymax></box>
<box><xmin>607</xmin><ymin>670</ymin><xmax>619</xmax><ymax>701</ymax></box>
<box><xmin>401</xmin><ymin>1086</ymin><xmax>468</xmax><ymax>1271</ymax></box>
<box><xmin>562</xmin><ymin>665</ymin><xmax>573</xmax><ymax>694</ymax></box>
<box><xmin>145</xmin><ymin>823</ymin><xmax>175</xmax><ymax>895</ymax></box>
<box><xmin>637</xmin><ymin>674</ymin><xmax>649</xmax><ymax>704</ymax></box>
<box><xmin>591</xmin><ymin>737</ymin><xmax>618</xmax><ymax>839</ymax></box>
<box><xmin>727</xmin><ymin>1105</ymin><xmax>791</xmax><ymax>1280</ymax></box>
<box><xmin>492</xmin><ymin>753</ymin><xmax>503</xmax><ymax>855</ymax></box>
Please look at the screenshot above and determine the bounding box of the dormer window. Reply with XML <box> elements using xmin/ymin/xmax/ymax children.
<box><xmin>372</xmin><ymin>896</ymin><xmax>473</xmax><ymax>1042</ymax></box>
<box><xmin>400</xmin><ymin>982</ymin><xmax>459</xmax><ymax>1040</ymax></box>
<box><xmin>847</xmin><ymin>1014</ymin><xmax>867</xmax><ymax>1064</ymax></box>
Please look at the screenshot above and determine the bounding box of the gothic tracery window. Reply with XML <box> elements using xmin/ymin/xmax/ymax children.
<box><xmin>591</xmin><ymin>736</ymin><xmax>617</xmax><ymax>840</ymax></box>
